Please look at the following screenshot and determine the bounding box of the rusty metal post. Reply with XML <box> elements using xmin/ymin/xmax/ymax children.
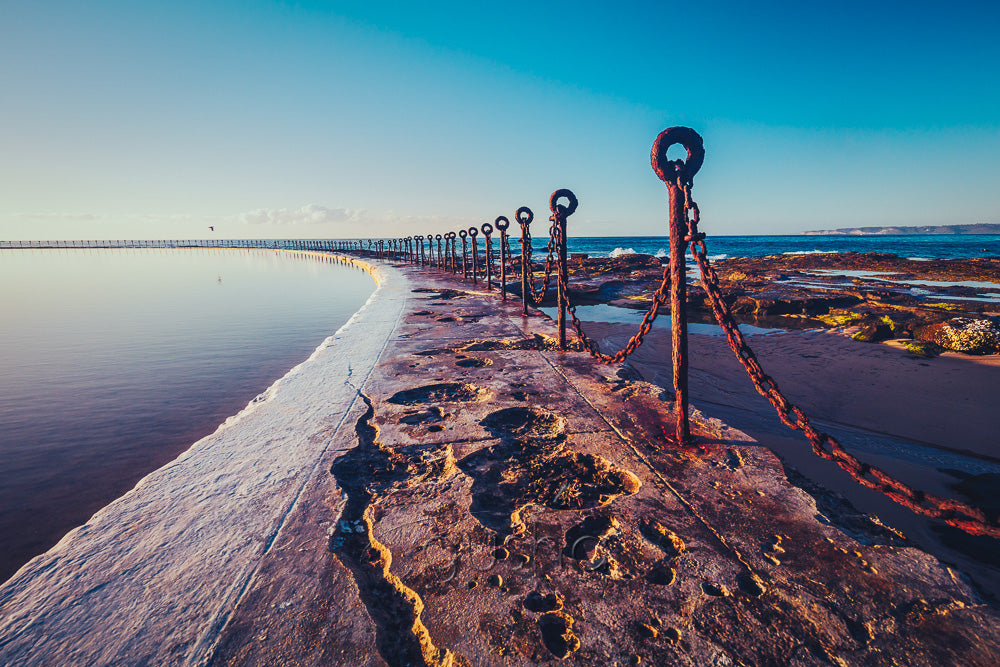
<box><xmin>516</xmin><ymin>207</ymin><xmax>533</xmax><ymax>316</ymax></box>
<box><xmin>495</xmin><ymin>216</ymin><xmax>510</xmax><ymax>300</ymax></box>
<box><xmin>481</xmin><ymin>223</ymin><xmax>494</xmax><ymax>290</ymax></box>
<box><xmin>549</xmin><ymin>189</ymin><xmax>577</xmax><ymax>350</ymax></box>
<box><xmin>459</xmin><ymin>230</ymin><xmax>468</xmax><ymax>277</ymax></box>
<box><xmin>468</xmin><ymin>227</ymin><xmax>479</xmax><ymax>284</ymax></box>
<box><xmin>651</xmin><ymin>126</ymin><xmax>704</xmax><ymax>445</ymax></box>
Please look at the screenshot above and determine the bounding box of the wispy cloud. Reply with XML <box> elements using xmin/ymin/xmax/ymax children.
<box><xmin>11</xmin><ymin>205</ymin><xmax>481</xmax><ymax>237</ymax></box>
<box><xmin>15</xmin><ymin>212</ymin><xmax>101</xmax><ymax>221</ymax></box>
<box><xmin>235</xmin><ymin>204</ymin><xmax>477</xmax><ymax>235</ymax></box>
<box><xmin>238</xmin><ymin>204</ymin><xmax>367</xmax><ymax>226</ymax></box>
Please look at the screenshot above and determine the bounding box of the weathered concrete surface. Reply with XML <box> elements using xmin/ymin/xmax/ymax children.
<box><xmin>2</xmin><ymin>256</ymin><xmax>999</xmax><ymax>666</ymax></box>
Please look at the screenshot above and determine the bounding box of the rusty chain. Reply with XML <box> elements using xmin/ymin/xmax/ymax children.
<box><xmin>545</xmin><ymin>199</ymin><xmax>674</xmax><ymax>363</ymax></box>
<box><xmin>559</xmin><ymin>258</ymin><xmax>673</xmax><ymax>364</ymax></box>
<box><xmin>520</xmin><ymin>214</ymin><xmax>560</xmax><ymax>303</ymax></box>
<box><xmin>678</xmin><ymin>181</ymin><xmax>999</xmax><ymax>539</ymax></box>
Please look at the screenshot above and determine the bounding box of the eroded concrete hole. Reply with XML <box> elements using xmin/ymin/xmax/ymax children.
<box><xmin>538</xmin><ymin>612</ymin><xmax>581</xmax><ymax>659</ymax></box>
<box><xmin>564</xmin><ymin>515</ymin><xmax>618</xmax><ymax>561</ymax></box>
<box><xmin>399</xmin><ymin>406</ymin><xmax>449</xmax><ymax>426</ymax></box>
<box><xmin>481</xmin><ymin>407</ymin><xmax>566</xmax><ymax>442</ymax></box>
<box><xmin>388</xmin><ymin>382</ymin><xmax>491</xmax><ymax>405</ymax></box>
<box><xmin>455</xmin><ymin>357</ymin><xmax>492</xmax><ymax>368</ymax></box>
<box><xmin>561</xmin><ymin>512</ymin><xmax>667</xmax><ymax>580</ymax></box>
<box><xmin>411</xmin><ymin>288</ymin><xmax>470</xmax><ymax>299</ymax></box>
<box><xmin>524</xmin><ymin>591</ymin><xmax>564</xmax><ymax>613</ymax></box>
<box><xmin>459</xmin><ymin>410</ymin><xmax>641</xmax><ymax>537</ymax></box>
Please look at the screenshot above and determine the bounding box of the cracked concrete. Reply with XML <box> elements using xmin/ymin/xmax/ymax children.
<box><xmin>1</xmin><ymin>255</ymin><xmax>999</xmax><ymax>666</ymax></box>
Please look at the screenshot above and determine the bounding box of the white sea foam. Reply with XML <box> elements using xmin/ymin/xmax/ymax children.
<box><xmin>783</xmin><ymin>250</ymin><xmax>839</xmax><ymax>255</ymax></box>
<box><xmin>655</xmin><ymin>248</ymin><xmax>667</xmax><ymax>258</ymax></box>
<box><xmin>708</xmin><ymin>253</ymin><xmax>728</xmax><ymax>261</ymax></box>
<box><xmin>608</xmin><ymin>247</ymin><xmax>638</xmax><ymax>258</ymax></box>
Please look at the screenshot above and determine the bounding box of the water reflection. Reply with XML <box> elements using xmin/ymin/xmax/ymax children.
<box><xmin>0</xmin><ymin>249</ymin><xmax>373</xmax><ymax>582</ymax></box>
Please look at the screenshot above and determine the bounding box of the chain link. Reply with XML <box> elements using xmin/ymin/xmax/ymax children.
<box><xmin>521</xmin><ymin>218</ymin><xmax>559</xmax><ymax>303</ymax></box>
<box><xmin>559</xmin><ymin>249</ymin><xmax>672</xmax><ymax>364</ymax></box>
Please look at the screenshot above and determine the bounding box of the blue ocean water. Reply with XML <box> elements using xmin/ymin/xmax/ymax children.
<box><xmin>0</xmin><ymin>249</ymin><xmax>374</xmax><ymax>582</ymax></box>
<box><xmin>560</xmin><ymin>234</ymin><xmax>1000</xmax><ymax>260</ymax></box>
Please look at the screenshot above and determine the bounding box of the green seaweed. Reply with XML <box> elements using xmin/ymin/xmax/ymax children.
<box><xmin>901</xmin><ymin>340</ymin><xmax>940</xmax><ymax>357</ymax></box>
<box><xmin>817</xmin><ymin>311</ymin><xmax>861</xmax><ymax>326</ymax></box>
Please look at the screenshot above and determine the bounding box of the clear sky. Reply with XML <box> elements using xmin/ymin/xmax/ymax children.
<box><xmin>2</xmin><ymin>1</ymin><xmax>998</xmax><ymax>239</ymax></box>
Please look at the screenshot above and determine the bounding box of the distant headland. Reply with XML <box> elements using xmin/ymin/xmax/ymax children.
<box><xmin>803</xmin><ymin>223</ymin><xmax>1000</xmax><ymax>235</ymax></box>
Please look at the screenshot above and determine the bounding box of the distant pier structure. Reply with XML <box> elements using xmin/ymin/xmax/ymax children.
<box><xmin>0</xmin><ymin>239</ymin><xmax>344</xmax><ymax>250</ymax></box>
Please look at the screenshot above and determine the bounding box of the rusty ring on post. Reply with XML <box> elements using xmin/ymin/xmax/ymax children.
<box><xmin>468</xmin><ymin>227</ymin><xmax>478</xmax><ymax>238</ymax></box>
<box><xmin>415</xmin><ymin>235</ymin><xmax>424</xmax><ymax>240</ymax></box>
<box><xmin>495</xmin><ymin>216</ymin><xmax>510</xmax><ymax>231</ymax></box>
<box><xmin>459</xmin><ymin>230</ymin><xmax>467</xmax><ymax>239</ymax></box>
<box><xmin>549</xmin><ymin>189</ymin><xmax>578</xmax><ymax>216</ymax></box>
<box><xmin>481</xmin><ymin>222</ymin><xmax>494</xmax><ymax>236</ymax></box>
<box><xmin>446</xmin><ymin>231</ymin><xmax>456</xmax><ymax>239</ymax></box>
<box><xmin>436</xmin><ymin>234</ymin><xmax>442</xmax><ymax>240</ymax></box>
<box><xmin>651</xmin><ymin>126</ymin><xmax>704</xmax><ymax>184</ymax></box>
<box><xmin>516</xmin><ymin>206</ymin><xmax>533</xmax><ymax>226</ymax></box>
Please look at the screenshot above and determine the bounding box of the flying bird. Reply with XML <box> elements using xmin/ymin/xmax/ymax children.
<box><xmin>209</xmin><ymin>226</ymin><xmax>215</xmax><ymax>231</ymax></box>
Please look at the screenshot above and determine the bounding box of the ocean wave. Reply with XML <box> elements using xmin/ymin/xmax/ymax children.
<box><xmin>783</xmin><ymin>250</ymin><xmax>840</xmax><ymax>255</ymax></box>
<box><xmin>608</xmin><ymin>247</ymin><xmax>638</xmax><ymax>258</ymax></box>
<box><xmin>655</xmin><ymin>248</ymin><xmax>667</xmax><ymax>258</ymax></box>
<box><xmin>708</xmin><ymin>253</ymin><xmax>728</xmax><ymax>261</ymax></box>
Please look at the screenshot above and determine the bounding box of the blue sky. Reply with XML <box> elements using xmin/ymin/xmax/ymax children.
<box><xmin>2</xmin><ymin>1</ymin><xmax>998</xmax><ymax>239</ymax></box>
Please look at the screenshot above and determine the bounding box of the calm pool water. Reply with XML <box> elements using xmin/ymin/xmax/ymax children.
<box><xmin>0</xmin><ymin>248</ymin><xmax>373</xmax><ymax>582</ymax></box>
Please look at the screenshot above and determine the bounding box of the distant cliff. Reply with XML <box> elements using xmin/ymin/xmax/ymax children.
<box><xmin>803</xmin><ymin>223</ymin><xmax>1000</xmax><ymax>235</ymax></box>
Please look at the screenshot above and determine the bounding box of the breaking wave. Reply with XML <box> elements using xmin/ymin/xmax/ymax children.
<box><xmin>782</xmin><ymin>250</ymin><xmax>840</xmax><ymax>255</ymax></box>
<box><xmin>608</xmin><ymin>247</ymin><xmax>638</xmax><ymax>258</ymax></box>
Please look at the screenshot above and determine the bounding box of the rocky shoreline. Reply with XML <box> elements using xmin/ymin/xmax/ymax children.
<box><xmin>546</xmin><ymin>251</ymin><xmax>1000</xmax><ymax>356</ymax></box>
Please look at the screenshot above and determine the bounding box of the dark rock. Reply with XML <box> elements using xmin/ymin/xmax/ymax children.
<box><xmin>852</xmin><ymin>323</ymin><xmax>894</xmax><ymax>343</ymax></box>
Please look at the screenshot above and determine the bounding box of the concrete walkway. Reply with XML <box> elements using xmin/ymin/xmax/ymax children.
<box><xmin>1</xmin><ymin>256</ymin><xmax>997</xmax><ymax>666</ymax></box>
